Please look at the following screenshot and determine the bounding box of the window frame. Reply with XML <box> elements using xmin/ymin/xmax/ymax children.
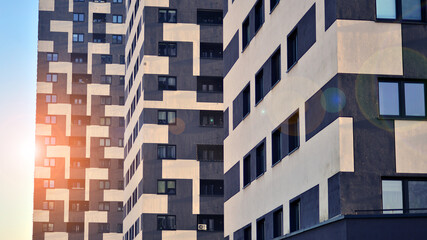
<box><xmin>157</xmin><ymin>179</ymin><xmax>176</xmax><ymax>195</ymax></box>
<box><xmin>158</xmin><ymin>9</ymin><xmax>178</xmax><ymax>23</ymax></box>
<box><xmin>157</xmin><ymin>144</ymin><xmax>177</xmax><ymax>159</ymax></box>
<box><xmin>157</xmin><ymin>215</ymin><xmax>177</xmax><ymax>230</ymax></box>
<box><xmin>287</xmin><ymin>27</ymin><xmax>298</xmax><ymax>71</ymax></box>
<box><xmin>375</xmin><ymin>0</ymin><xmax>425</xmax><ymax>22</ymax></box>
<box><xmin>157</xmin><ymin>110</ymin><xmax>177</xmax><ymax>125</ymax></box>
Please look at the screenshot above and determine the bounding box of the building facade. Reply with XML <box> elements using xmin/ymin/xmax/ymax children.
<box><xmin>122</xmin><ymin>0</ymin><xmax>224</xmax><ymax>240</ymax></box>
<box><xmin>223</xmin><ymin>0</ymin><xmax>427</xmax><ymax>239</ymax></box>
<box><xmin>34</xmin><ymin>0</ymin><xmax>126</xmax><ymax>239</ymax></box>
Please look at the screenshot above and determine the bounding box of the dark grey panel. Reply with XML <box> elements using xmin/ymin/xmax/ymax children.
<box><xmin>197</xmin><ymin>92</ymin><xmax>223</xmax><ymax>103</ymax></box>
<box><xmin>296</xmin><ymin>4</ymin><xmax>316</xmax><ymax>61</ymax></box>
<box><xmin>223</xmin><ymin>0</ymin><xmax>228</xmax><ymax>17</ymax></box>
<box><xmin>169</xmin><ymin>179</ymin><xmax>196</xmax><ymax>230</ymax></box>
<box><xmin>255</xmin><ymin>205</ymin><xmax>283</xmax><ymax>240</ymax></box>
<box><xmin>328</xmin><ymin>173</ymin><xmax>341</xmax><ymax>218</ymax></box>
<box><xmin>143</xmin><ymin>74</ymin><xmax>164</xmax><ymax>101</ymax></box>
<box><xmin>233</xmin><ymin>223</ymin><xmax>251</xmax><ymax>240</ymax></box>
<box><xmin>142</xmin><ymin>214</ymin><xmax>162</xmax><ymax>240</ymax></box>
<box><xmin>200</xmin><ymin>196</ymin><xmax>224</xmax><ymax>215</ymax></box>
<box><xmin>224</xmin><ymin>161</ymin><xmax>240</xmax><ymax>202</ymax></box>
<box><xmin>232</xmin><ymin>87</ymin><xmax>245</xmax><ymax>129</ymax></box>
<box><xmin>402</xmin><ymin>24</ymin><xmax>427</xmax><ymax>79</ymax></box>
<box><xmin>290</xmin><ymin>185</ymin><xmax>319</xmax><ymax>230</ymax></box>
<box><xmin>224</xmin><ymin>108</ymin><xmax>229</xmax><ymax>139</ymax></box>
<box><xmin>200</xmin><ymin>162</ymin><xmax>224</xmax><ymax>179</ymax></box>
<box><xmin>224</xmin><ymin>236</ymin><xmax>229</xmax><ymax>240</ymax></box>
<box><xmin>223</xmin><ymin>30</ymin><xmax>239</xmax><ymax>77</ymax></box>
<box><xmin>336</xmin><ymin>0</ymin><xmax>375</xmax><ymax>21</ymax></box>
<box><xmin>142</xmin><ymin>143</ymin><xmax>163</xmax><ymax>194</ymax></box>
<box><xmin>201</xmin><ymin>59</ymin><xmax>224</xmax><ymax>77</ymax></box>
<box><xmin>197</xmin><ymin>230</ymin><xmax>224</xmax><ymax>240</ymax></box>
<box><xmin>324</xmin><ymin>0</ymin><xmax>336</xmax><ymax>31</ymax></box>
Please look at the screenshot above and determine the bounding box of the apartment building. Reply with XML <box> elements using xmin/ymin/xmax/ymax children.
<box><xmin>223</xmin><ymin>0</ymin><xmax>427</xmax><ymax>239</ymax></box>
<box><xmin>122</xmin><ymin>0</ymin><xmax>224</xmax><ymax>239</ymax></box>
<box><xmin>34</xmin><ymin>0</ymin><xmax>126</xmax><ymax>239</ymax></box>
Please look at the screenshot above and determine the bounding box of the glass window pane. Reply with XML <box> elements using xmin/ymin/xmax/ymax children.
<box><xmin>376</xmin><ymin>0</ymin><xmax>397</xmax><ymax>19</ymax></box>
<box><xmin>158</xmin><ymin>181</ymin><xmax>166</xmax><ymax>193</ymax></box>
<box><xmin>46</xmin><ymin>74</ymin><xmax>52</xmax><ymax>82</ymax></box>
<box><xmin>168</xmin><ymin>112</ymin><xmax>176</xmax><ymax>124</ymax></box>
<box><xmin>402</xmin><ymin>0</ymin><xmax>422</xmax><ymax>20</ymax></box>
<box><xmin>404</xmin><ymin>83</ymin><xmax>425</xmax><ymax>116</ymax></box>
<box><xmin>158</xmin><ymin>111</ymin><xmax>166</xmax><ymax>121</ymax></box>
<box><xmin>52</xmin><ymin>74</ymin><xmax>57</xmax><ymax>82</ymax></box>
<box><xmin>379</xmin><ymin>82</ymin><xmax>400</xmax><ymax>116</ymax></box>
<box><xmin>382</xmin><ymin>180</ymin><xmax>403</xmax><ymax>214</ymax></box>
<box><xmin>44</xmin><ymin>159</ymin><xmax>50</xmax><ymax>166</ymax></box>
<box><xmin>50</xmin><ymin>159</ymin><xmax>55</xmax><ymax>166</ymax></box>
<box><xmin>408</xmin><ymin>181</ymin><xmax>427</xmax><ymax>213</ymax></box>
<box><xmin>168</xmin><ymin>77</ymin><xmax>176</xmax><ymax>87</ymax></box>
<box><xmin>167</xmin><ymin>181</ymin><xmax>175</xmax><ymax>189</ymax></box>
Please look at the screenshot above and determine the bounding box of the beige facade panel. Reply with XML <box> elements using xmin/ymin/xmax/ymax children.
<box><xmin>395</xmin><ymin>120</ymin><xmax>427</xmax><ymax>173</ymax></box>
<box><xmin>144</xmin><ymin>91</ymin><xmax>223</xmax><ymax>110</ymax></box>
<box><xmin>102</xmin><ymin>233</ymin><xmax>123</xmax><ymax>240</ymax></box>
<box><xmin>37</xmin><ymin>82</ymin><xmax>53</xmax><ymax>94</ymax></box>
<box><xmin>142</xmin><ymin>55</ymin><xmax>169</xmax><ymax>75</ymax></box>
<box><xmin>105</xmin><ymin>105</ymin><xmax>125</xmax><ymax>117</ymax></box>
<box><xmin>46</xmin><ymin>189</ymin><xmax>69</xmax><ymax>222</ymax></box>
<box><xmin>45</xmin><ymin>232</ymin><xmax>68</xmax><ymax>240</ymax></box>
<box><xmin>106</xmin><ymin>23</ymin><xmax>126</xmax><ymax>35</ymax></box>
<box><xmin>38</xmin><ymin>40</ymin><xmax>54</xmax><ymax>52</ymax></box>
<box><xmin>163</xmin><ymin>23</ymin><xmax>200</xmax><ymax>76</ymax></box>
<box><xmin>145</xmin><ymin>0</ymin><xmax>170</xmax><ymax>7</ymax></box>
<box><xmin>104</xmin><ymin>147</ymin><xmax>124</xmax><ymax>159</ymax></box>
<box><xmin>87</xmin><ymin>43</ymin><xmax>110</xmax><ymax>74</ymax></box>
<box><xmin>162</xmin><ymin>231</ymin><xmax>197</xmax><ymax>240</ymax></box>
<box><xmin>48</xmin><ymin>104</ymin><xmax>71</xmax><ymax>136</ymax></box>
<box><xmin>35</xmin><ymin>124</ymin><xmax>52</xmax><ymax>136</ymax></box>
<box><xmin>34</xmin><ymin>167</ymin><xmax>51</xmax><ymax>179</ymax></box>
<box><xmin>48</xmin><ymin>62</ymin><xmax>73</xmax><ymax>94</ymax></box>
<box><xmin>140</xmin><ymin>194</ymin><xmax>168</xmax><ymax>214</ymax></box>
<box><xmin>86</xmin><ymin>125</ymin><xmax>110</xmax><ymax>158</ymax></box>
<box><xmin>103</xmin><ymin>190</ymin><xmax>124</xmax><ymax>202</ymax></box>
<box><xmin>33</xmin><ymin>210</ymin><xmax>50</xmax><ymax>222</ymax></box>
<box><xmin>86</xmin><ymin>83</ymin><xmax>110</xmax><ymax>115</ymax></box>
<box><xmin>39</xmin><ymin>0</ymin><xmax>55</xmax><ymax>11</ymax></box>
<box><xmin>88</xmin><ymin>2</ymin><xmax>111</xmax><ymax>33</ymax></box>
<box><xmin>85</xmin><ymin>168</ymin><xmax>109</xmax><ymax>201</ymax></box>
<box><xmin>105</xmin><ymin>64</ymin><xmax>125</xmax><ymax>75</ymax></box>
<box><xmin>140</xmin><ymin>124</ymin><xmax>169</xmax><ymax>144</ymax></box>
<box><xmin>337</xmin><ymin>20</ymin><xmax>403</xmax><ymax>75</ymax></box>
<box><xmin>50</xmin><ymin>20</ymin><xmax>73</xmax><ymax>53</ymax></box>
<box><xmin>46</xmin><ymin>146</ymin><xmax>71</xmax><ymax>179</ymax></box>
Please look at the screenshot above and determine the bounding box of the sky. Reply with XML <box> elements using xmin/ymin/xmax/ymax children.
<box><xmin>0</xmin><ymin>0</ymin><xmax>38</xmax><ymax>239</ymax></box>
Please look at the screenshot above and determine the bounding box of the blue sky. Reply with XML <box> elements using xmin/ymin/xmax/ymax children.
<box><xmin>0</xmin><ymin>1</ymin><xmax>38</xmax><ymax>239</ymax></box>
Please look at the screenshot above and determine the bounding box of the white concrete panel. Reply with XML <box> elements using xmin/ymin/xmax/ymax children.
<box><xmin>88</xmin><ymin>2</ymin><xmax>111</xmax><ymax>33</ymax></box>
<box><xmin>36</xmin><ymin>124</ymin><xmax>52</xmax><ymax>136</ymax></box>
<box><xmin>38</xmin><ymin>40</ymin><xmax>54</xmax><ymax>52</ymax></box>
<box><xmin>162</xmin><ymin>231</ymin><xmax>197</xmax><ymax>240</ymax></box>
<box><xmin>48</xmin><ymin>104</ymin><xmax>71</xmax><ymax>136</ymax></box>
<box><xmin>84</xmin><ymin>211</ymin><xmax>108</xmax><ymax>240</ymax></box>
<box><xmin>46</xmin><ymin>146</ymin><xmax>71</xmax><ymax>179</ymax></box>
<box><xmin>337</xmin><ymin>20</ymin><xmax>403</xmax><ymax>75</ymax></box>
<box><xmin>85</xmin><ymin>168</ymin><xmax>109</xmax><ymax>201</ymax></box>
<box><xmin>46</xmin><ymin>189</ymin><xmax>69</xmax><ymax>222</ymax></box>
<box><xmin>141</xmin><ymin>194</ymin><xmax>168</xmax><ymax>213</ymax></box>
<box><xmin>34</xmin><ymin>167</ymin><xmax>51</xmax><ymax>179</ymax></box>
<box><xmin>105</xmin><ymin>64</ymin><xmax>125</xmax><ymax>75</ymax></box>
<box><xmin>162</xmin><ymin>160</ymin><xmax>200</xmax><ymax>214</ymax></box>
<box><xmin>105</xmin><ymin>105</ymin><xmax>125</xmax><ymax>117</ymax></box>
<box><xmin>140</xmin><ymin>124</ymin><xmax>169</xmax><ymax>144</ymax></box>
<box><xmin>163</xmin><ymin>23</ymin><xmax>200</xmax><ymax>76</ymax></box>
<box><xmin>142</xmin><ymin>55</ymin><xmax>169</xmax><ymax>75</ymax></box>
<box><xmin>39</xmin><ymin>0</ymin><xmax>54</xmax><ymax>11</ymax></box>
<box><xmin>143</xmin><ymin>91</ymin><xmax>223</xmax><ymax>110</ymax></box>
<box><xmin>45</xmin><ymin>232</ymin><xmax>68</xmax><ymax>240</ymax></box>
<box><xmin>33</xmin><ymin>210</ymin><xmax>50</xmax><ymax>222</ymax></box>
<box><xmin>106</xmin><ymin>23</ymin><xmax>126</xmax><ymax>35</ymax></box>
<box><xmin>86</xmin><ymin>125</ymin><xmax>109</xmax><ymax>158</ymax></box>
<box><xmin>103</xmin><ymin>233</ymin><xmax>123</xmax><ymax>240</ymax></box>
<box><xmin>145</xmin><ymin>0</ymin><xmax>169</xmax><ymax>7</ymax></box>
<box><xmin>48</xmin><ymin>62</ymin><xmax>73</xmax><ymax>94</ymax></box>
<box><xmin>37</xmin><ymin>82</ymin><xmax>53</xmax><ymax>94</ymax></box>
<box><xmin>86</xmin><ymin>84</ymin><xmax>110</xmax><ymax>115</ymax></box>
<box><xmin>103</xmin><ymin>190</ymin><xmax>124</xmax><ymax>202</ymax></box>
<box><xmin>104</xmin><ymin>147</ymin><xmax>124</xmax><ymax>159</ymax></box>
<box><xmin>68</xmin><ymin>0</ymin><xmax>73</xmax><ymax>12</ymax></box>
<box><xmin>87</xmin><ymin>43</ymin><xmax>110</xmax><ymax>74</ymax></box>
<box><xmin>395</xmin><ymin>120</ymin><xmax>427</xmax><ymax>173</ymax></box>
<box><xmin>50</xmin><ymin>20</ymin><xmax>73</xmax><ymax>53</ymax></box>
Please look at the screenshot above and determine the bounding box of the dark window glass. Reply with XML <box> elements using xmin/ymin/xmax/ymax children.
<box><xmin>101</xmin><ymin>55</ymin><xmax>113</xmax><ymax>64</ymax></box>
<box><xmin>244</xmin><ymin>226</ymin><xmax>251</xmax><ymax>240</ymax></box>
<box><xmin>243</xmin><ymin>85</ymin><xmax>250</xmax><ymax>117</ymax></box>
<box><xmin>93</xmin><ymin>13</ymin><xmax>106</xmax><ymax>23</ymax></box>
<box><xmin>159</xmin><ymin>9</ymin><xmax>177</xmax><ymax>23</ymax></box>
<box><xmin>157</xmin><ymin>215</ymin><xmax>176</xmax><ymax>230</ymax></box>
<box><xmin>402</xmin><ymin>0</ymin><xmax>422</xmax><ymax>20</ymax></box>
<box><xmin>200</xmin><ymin>180</ymin><xmax>224</xmax><ymax>196</ymax></box>
<box><xmin>200</xmin><ymin>111</ymin><xmax>223</xmax><ymax>127</ymax></box>
<box><xmin>197</xmin><ymin>215</ymin><xmax>224</xmax><ymax>231</ymax></box>
<box><xmin>197</xmin><ymin>10</ymin><xmax>223</xmax><ymax>25</ymax></box>
<box><xmin>242</xmin><ymin>17</ymin><xmax>250</xmax><ymax>49</ymax></box>
<box><xmin>158</xmin><ymin>42</ymin><xmax>177</xmax><ymax>56</ymax></box>
<box><xmin>256</xmin><ymin>219</ymin><xmax>265</xmax><ymax>240</ymax></box>
<box><xmin>243</xmin><ymin>155</ymin><xmax>251</xmax><ymax>186</ymax></box>
<box><xmin>255</xmin><ymin>0</ymin><xmax>264</xmax><ymax>32</ymax></box>
<box><xmin>273</xmin><ymin>208</ymin><xmax>283</xmax><ymax>237</ymax></box>
<box><xmin>158</xmin><ymin>76</ymin><xmax>177</xmax><ymax>90</ymax></box>
<box><xmin>71</xmin><ymin>53</ymin><xmax>87</xmax><ymax>63</ymax></box>
<box><xmin>200</xmin><ymin>43</ymin><xmax>223</xmax><ymax>59</ymax></box>
<box><xmin>197</xmin><ymin>145</ymin><xmax>223</xmax><ymax>162</ymax></box>
<box><xmin>290</xmin><ymin>201</ymin><xmax>300</xmax><ymax>232</ymax></box>
<box><xmin>288</xmin><ymin>112</ymin><xmax>299</xmax><ymax>153</ymax></box>
<box><xmin>271</xmin><ymin>48</ymin><xmax>281</xmax><ymax>86</ymax></box>
<box><xmin>256</xmin><ymin>143</ymin><xmax>265</xmax><ymax>177</ymax></box>
<box><xmin>255</xmin><ymin>70</ymin><xmax>263</xmax><ymax>104</ymax></box>
<box><xmin>112</xmin><ymin>35</ymin><xmax>123</xmax><ymax>44</ymax></box>
<box><xmin>270</xmin><ymin>0</ymin><xmax>279</xmax><ymax>11</ymax></box>
<box><xmin>287</xmin><ymin>29</ymin><xmax>298</xmax><ymax>69</ymax></box>
<box><xmin>158</xmin><ymin>110</ymin><xmax>176</xmax><ymax>125</ymax></box>
<box><xmin>272</xmin><ymin>128</ymin><xmax>281</xmax><ymax>165</ymax></box>
<box><xmin>157</xmin><ymin>145</ymin><xmax>176</xmax><ymax>159</ymax></box>
<box><xmin>197</xmin><ymin>76</ymin><xmax>223</xmax><ymax>93</ymax></box>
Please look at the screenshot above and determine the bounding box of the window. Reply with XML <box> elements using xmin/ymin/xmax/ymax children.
<box><xmin>117</xmin><ymin>202</ymin><xmax>123</xmax><ymax>212</ymax></box>
<box><xmin>42</xmin><ymin>223</ymin><xmax>54</xmax><ymax>232</ymax></box>
<box><xmin>158</xmin><ymin>110</ymin><xmax>176</xmax><ymax>125</ymax></box>
<box><xmin>70</xmin><ymin>180</ymin><xmax>84</xmax><ymax>189</ymax></box>
<box><xmin>157</xmin><ymin>180</ymin><xmax>176</xmax><ymax>194</ymax></box>
<box><xmin>93</xmin><ymin>13</ymin><xmax>106</xmax><ymax>23</ymax></box>
<box><xmin>45</xmin><ymin>95</ymin><xmax>57</xmax><ymax>103</ymax></box>
<box><xmin>71</xmin><ymin>53</ymin><xmax>87</xmax><ymax>63</ymax></box>
<box><xmin>119</xmin><ymin>117</ymin><xmax>125</xmax><ymax>127</ymax></box>
<box><xmin>120</xmin><ymin>55</ymin><xmax>125</xmax><ymax>64</ymax></box>
<box><xmin>287</xmin><ymin>28</ymin><xmax>298</xmax><ymax>69</ymax></box>
<box><xmin>200</xmin><ymin>43</ymin><xmax>223</xmax><ymax>59</ymax></box>
<box><xmin>200</xmin><ymin>180</ymin><xmax>224</xmax><ymax>196</ymax></box>
<box><xmin>256</xmin><ymin>143</ymin><xmax>265</xmax><ymax>177</ymax></box>
<box><xmin>42</xmin><ymin>201</ymin><xmax>55</xmax><ymax>210</ymax></box>
<box><xmin>73</xmin><ymin>13</ymin><xmax>85</xmax><ymax>22</ymax></box>
<box><xmin>290</xmin><ymin>200</ymin><xmax>300</xmax><ymax>232</ymax></box>
<box><xmin>99</xmin><ymin>159</ymin><xmax>110</xmax><ymax>168</ymax></box>
<box><xmin>101</xmin><ymin>75</ymin><xmax>112</xmax><ymax>84</ymax></box>
<box><xmin>242</xmin><ymin>17</ymin><xmax>250</xmax><ymax>49</ymax></box>
<box><xmin>256</xmin><ymin>219</ymin><xmax>265</xmax><ymax>240</ymax></box>
<box><xmin>46</xmin><ymin>73</ymin><xmax>58</xmax><ymax>82</ymax></box>
<box><xmin>100</xmin><ymin>138</ymin><xmax>111</xmax><ymax>147</ymax></box>
<box><xmin>98</xmin><ymin>224</ymin><xmax>110</xmax><ymax>233</ymax></box>
<box><xmin>73</xmin><ymin>33</ymin><xmax>84</xmax><ymax>42</ymax></box>
<box><xmin>376</xmin><ymin>0</ymin><xmax>422</xmax><ymax>21</ymax></box>
<box><xmin>157</xmin><ymin>215</ymin><xmax>176</xmax><ymax>230</ymax></box>
<box><xmin>98</xmin><ymin>202</ymin><xmax>110</xmax><ymax>211</ymax></box>
<box><xmin>43</xmin><ymin>158</ymin><xmax>56</xmax><ymax>167</ymax></box>
<box><xmin>271</xmin><ymin>48</ymin><xmax>281</xmax><ymax>86</ymax></box>
<box><xmin>47</xmin><ymin>53</ymin><xmax>58</xmax><ymax>62</ymax></box>
<box><xmin>67</xmin><ymin>223</ymin><xmax>83</xmax><ymax>233</ymax></box>
<box><xmin>100</xmin><ymin>117</ymin><xmax>111</xmax><ymax>126</ymax></box>
<box><xmin>100</xmin><ymin>96</ymin><xmax>112</xmax><ymax>105</ymax></box>
<box><xmin>158</xmin><ymin>42</ymin><xmax>177</xmax><ymax>57</ymax></box>
<box><xmin>197</xmin><ymin>76</ymin><xmax>223</xmax><ymax>93</ymax></box>
<box><xmin>243</xmin><ymin>155</ymin><xmax>251</xmax><ymax>187</ymax></box>
<box><xmin>197</xmin><ymin>10</ymin><xmax>222</xmax><ymax>25</ymax></box>
<box><xmin>112</xmin><ymin>35</ymin><xmax>123</xmax><ymax>44</ymax></box>
<box><xmin>43</xmin><ymin>180</ymin><xmax>55</xmax><ymax>188</ymax></box>
<box><xmin>118</xmin><ymin>138</ymin><xmax>124</xmax><ymax>147</ymax></box>
<box><xmin>255</xmin><ymin>70</ymin><xmax>263</xmax><ymax>104</ymax></box>
<box><xmin>197</xmin><ymin>215</ymin><xmax>224</xmax><ymax>231</ymax></box>
<box><xmin>243</xmin><ymin>85</ymin><xmax>250</xmax><ymax>117</ymax></box>
<box><xmin>157</xmin><ymin>145</ymin><xmax>176</xmax><ymax>159</ymax></box>
<box><xmin>197</xmin><ymin>145</ymin><xmax>223</xmax><ymax>162</ymax></box>
<box><xmin>272</xmin><ymin>128</ymin><xmax>281</xmax><ymax>165</ymax></box>
<box><xmin>45</xmin><ymin>116</ymin><xmax>57</xmax><ymax>124</ymax></box>
<box><xmin>270</xmin><ymin>0</ymin><xmax>280</xmax><ymax>11</ymax></box>
<box><xmin>244</xmin><ymin>225</ymin><xmax>251</xmax><ymax>240</ymax></box>
<box><xmin>158</xmin><ymin>76</ymin><xmax>177</xmax><ymax>90</ymax></box>
<box><xmin>255</xmin><ymin>0</ymin><xmax>264</xmax><ymax>32</ymax></box>
<box><xmin>158</xmin><ymin>9</ymin><xmax>177</xmax><ymax>23</ymax></box>
<box><xmin>113</xmin><ymin>0</ymin><xmax>123</xmax><ymax>3</ymax></box>
<box><xmin>101</xmin><ymin>55</ymin><xmax>113</xmax><ymax>64</ymax></box>
<box><xmin>113</xmin><ymin>15</ymin><xmax>123</xmax><ymax>23</ymax></box>
<box><xmin>70</xmin><ymin>201</ymin><xmax>89</xmax><ymax>212</ymax></box>
<box><xmin>382</xmin><ymin>179</ymin><xmax>427</xmax><ymax>214</ymax></box>
<box><xmin>93</xmin><ymin>33</ymin><xmax>106</xmax><ymax>43</ymax></box>
<box><xmin>379</xmin><ymin>81</ymin><xmax>426</xmax><ymax>118</ymax></box>
<box><xmin>44</xmin><ymin>137</ymin><xmax>56</xmax><ymax>145</ymax></box>
<box><xmin>117</xmin><ymin>224</ymin><xmax>123</xmax><ymax>233</ymax></box>
<box><xmin>288</xmin><ymin>112</ymin><xmax>300</xmax><ymax>153</ymax></box>
<box><xmin>200</xmin><ymin>111</ymin><xmax>223</xmax><ymax>127</ymax></box>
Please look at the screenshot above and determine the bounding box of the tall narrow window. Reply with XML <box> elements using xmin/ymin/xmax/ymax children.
<box><xmin>256</xmin><ymin>142</ymin><xmax>265</xmax><ymax>177</ymax></box>
<box><xmin>272</xmin><ymin>128</ymin><xmax>281</xmax><ymax>165</ymax></box>
<box><xmin>254</xmin><ymin>0</ymin><xmax>264</xmax><ymax>32</ymax></box>
<box><xmin>271</xmin><ymin>48</ymin><xmax>281</xmax><ymax>86</ymax></box>
<box><xmin>256</xmin><ymin>219</ymin><xmax>265</xmax><ymax>240</ymax></box>
<box><xmin>243</xmin><ymin>155</ymin><xmax>251</xmax><ymax>187</ymax></box>
<box><xmin>287</xmin><ymin>29</ymin><xmax>298</xmax><ymax>69</ymax></box>
<box><xmin>288</xmin><ymin>112</ymin><xmax>299</xmax><ymax>153</ymax></box>
<box><xmin>242</xmin><ymin>17</ymin><xmax>250</xmax><ymax>49</ymax></box>
<box><xmin>290</xmin><ymin>200</ymin><xmax>300</xmax><ymax>232</ymax></box>
<box><xmin>244</xmin><ymin>225</ymin><xmax>251</xmax><ymax>240</ymax></box>
<box><xmin>243</xmin><ymin>85</ymin><xmax>250</xmax><ymax>117</ymax></box>
<box><xmin>376</xmin><ymin>0</ymin><xmax>397</xmax><ymax>19</ymax></box>
<box><xmin>382</xmin><ymin>180</ymin><xmax>403</xmax><ymax>214</ymax></box>
<box><xmin>255</xmin><ymin>70</ymin><xmax>263</xmax><ymax>104</ymax></box>
<box><xmin>379</xmin><ymin>82</ymin><xmax>400</xmax><ymax>116</ymax></box>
